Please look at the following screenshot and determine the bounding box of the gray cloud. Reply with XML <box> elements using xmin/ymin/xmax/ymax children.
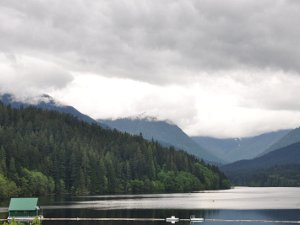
<box><xmin>1</xmin><ymin>0</ymin><xmax>300</xmax><ymax>84</ymax></box>
<box><xmin>1</xmin><ymin>0</ymin><xmax>300</xmax><ymax>137</ymax></box>
<box><xmin>0</xmin><ymin>53</ymin><xmax>73</xmax><ymax>96</ymax></box>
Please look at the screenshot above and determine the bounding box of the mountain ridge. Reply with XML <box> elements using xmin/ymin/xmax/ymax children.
<box><xmin>221</xmin><ymin>142</ymin><xmax>300</xmax><ymax>186</ymax></box>
<box><xmin>99</xmin><ymin>117</ymin><xmax>223</xmax><ymax>163</ymax></box>
<box><xmin>192</xmin><ymin>129</ymin><xmax>291</xmax><ymax>163</ymax></box>
<box><xmin>0</xmin><ymin>93</ymin><xmax>108</xmax><ymax>127</ymax></box>
<box><xmin>260</xmin><ymin>127</ymin><xmax>300</xmax><ymax>156</ymax></box>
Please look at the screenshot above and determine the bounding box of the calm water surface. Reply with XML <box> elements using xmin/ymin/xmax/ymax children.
<box><xmin>1</xmin><ymin>187</ymin><xmax>300</xmax><ymax>225</ymax></box>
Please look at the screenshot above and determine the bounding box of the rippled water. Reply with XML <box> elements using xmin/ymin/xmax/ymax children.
<box><xmin>1</xmin><ymin>187</ymin><xmax>300</xmax><ymax>225</ymax></box>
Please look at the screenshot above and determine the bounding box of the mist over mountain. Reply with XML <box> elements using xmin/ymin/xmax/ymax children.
<box><xmin>99</xmin><ymin>117</ymin><xmax>222</xmax><ymax>163</ymax></box>
<box><xmin>0</xmin><ymin>93</ymin><xmax>107</xmax><ymax>127</ymax></box>
<box><xmin>192</xmin><ymin>130</ymin><xmax>291</xmax><ymax>163</ymax></box>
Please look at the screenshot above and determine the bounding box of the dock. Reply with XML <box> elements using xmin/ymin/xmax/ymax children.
<box><xmin>42</xmin><ymin>217</ymin><xmax>165</xmax><ymax>221</ymax></box>
<box><xmin>1</xmin><ymin>217</ymin><xmax>300</xmax><ymax>223</ymax></box>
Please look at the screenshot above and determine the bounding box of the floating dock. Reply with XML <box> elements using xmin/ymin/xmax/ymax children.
<box><xmin>1</xmin><ymin>217</ymin><xmax>300</xmax><ymax>223</ymax></box>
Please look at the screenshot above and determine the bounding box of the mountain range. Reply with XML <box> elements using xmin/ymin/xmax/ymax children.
<box><xmin>259</xmin><ymin>126</ymin><xmax>300</xmax><ymax>156</ymax></box>
<box><xmin>2</xmin><ymin>92</ymin><xmax>300</xmax><ymax>187</ymax></box>
<box><xmin>99</xmin><ymin>117</ymin><xmax>222</xmax><ymax>163</ymax></box>
<box><xmin>192</xmin><ymin>130</ymin><xmax>291</xmax><ymax>163</ymax></box>
<box><xmin>220</xmin><ymin>127</ymin><xmax>300</xmax><ymax>186</ymax></box>
<box><xmin>1</xmin><ymin>93</ymin><xmax>222</xmax><ymax>163</ymax></box>
<box><xmin>100</xmin><ymin>116</ymin><xmax>300</xmax><ymax>187</ymax></box>
<box><xmin>222</xmin><ymin>142</ymin><xmax>300</xmax><ymax>186</ymax></box>
<box><xmin>100</xmin><ymin>117</ymin><xmax>295</xmax><ymax>165</ymax></box>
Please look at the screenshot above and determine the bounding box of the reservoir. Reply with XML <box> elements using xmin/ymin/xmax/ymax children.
<box><xmin>1</xmin><ymin>187</ymin><xmax>300</xmax><ymax>225</ymax></box>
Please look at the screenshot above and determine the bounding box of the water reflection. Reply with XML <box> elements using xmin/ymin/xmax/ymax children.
<box><xmin>42</xmin><ymin>187</ymin><xmax>300</xmax><ymax>210</ymax></box>
<box><xmin>1</xmin><ymin>187</ymin><xmax>300</xmax><ymax>225</ymax></box>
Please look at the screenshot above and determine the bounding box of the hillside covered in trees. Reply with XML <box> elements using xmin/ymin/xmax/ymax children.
<box><xmin>226</xmin><ymin>164</ymin><xmax>300</xmax><ymax>187</ymax></box>
<box><xmin>0</xmin><ymin>102</ymin><xmax>230</xmax><ymax>199</ymax></box>
<box><xmin>222</xmin><ymin>142</ymin><xmax>300</xmax><ymax>186</ymax></box>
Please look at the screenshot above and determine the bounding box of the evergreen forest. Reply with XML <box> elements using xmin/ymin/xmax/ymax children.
<box><xmin>222</xmin><ymin>142</ymin><xmax>300</xmax><ymax>187</ymax></box>
<box><xmin>226</xmin><ymin>164</ymin><xmax>300</xmax><ymax>187</ymax></box>
<box><xmin>0</xmin><ymin>102</ymin><xmax>230</xmax><ymax>199</ymax></box>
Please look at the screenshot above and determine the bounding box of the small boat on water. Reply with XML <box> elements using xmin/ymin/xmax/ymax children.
<box><xmin>166</xmin><ymin>216</ymin><xmax>179</xmax><ymax>224</ymax></box>
<box><xmin>190</xmin><ymin>215</ymin><xmax>204</xmax><ymax>223</ymax></box>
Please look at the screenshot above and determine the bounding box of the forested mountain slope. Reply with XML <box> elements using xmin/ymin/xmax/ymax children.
<box><xmin>222</xmin><ymin>142</ymin><xmax>300</xmax><ymax>186</ymax></box>
<box><xmin>0</xmin><ymin>93</ymin><xmax>107</xmax><ymax>127</ymax></box>
<box><xmin>0</xmin><ymin>102</ymin><xmax>230</xmax><ymax>199</ymax></box>
<box><xmin>99</xmin><ymin>117</ymin><xmax>222</xmax><ymax>163</ymax></box>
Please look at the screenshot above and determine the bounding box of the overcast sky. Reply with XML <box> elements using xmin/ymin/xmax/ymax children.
<box><xmin>1</xmin><ymin>0</ymin><xmax>300</xmax><ymax>138</ymax></box>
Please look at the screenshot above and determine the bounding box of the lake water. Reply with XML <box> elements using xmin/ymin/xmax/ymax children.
<box><xmin>1</xmin><ymin>187</ymin><xmax>300</xmax><ymax>225</ymax></box>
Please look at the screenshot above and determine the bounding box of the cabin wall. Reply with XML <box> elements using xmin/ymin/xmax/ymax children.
<box><xmin>9</xmin><ymin>210</ymin><xmax>38</xmax><ymax>217</ymax></box>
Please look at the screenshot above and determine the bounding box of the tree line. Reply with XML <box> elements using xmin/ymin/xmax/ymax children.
<box><xmin>228</xmin><ymin>164</ymin><xmax>300</xmax><ymax>187</ymax></box>
<box><xmin>0</xmin><ymin>102</ymin><xmax>230</xmax><ymax>199</ymax></box>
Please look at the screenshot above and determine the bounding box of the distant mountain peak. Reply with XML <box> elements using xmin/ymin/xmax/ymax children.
<box><xmin>192</xmin><ymin>129</ymin><xmax>291</xmax><ymax>163</ymax></box>
<box><xmin>28</xmin><ymin>94</ymin><xmax>58</xmax><ymax>105</ymax></box>
<box><xmin>0</xmin><ymin>92</ymin><xmax>103</xmax><ymax>126</ymax></box>
<box><xmin>99</xmin><ymin>116</ymin><xmax>221</xmax><ymax>163</ymax></box>
<box><xmin>131</xmin><ymin>113</ymin><xmax>158</xmax><ymax>121</ymax></box>
<box><xmin>39</xmin><ymin>94</ymin><xmax>55</xmax><ymax>102</ymax></box>
<box><xmin>117</xmin><ymin>113</ymin><xmax>176</xmax><ymax>126</ymax></box>
<box><xmin>0</xmin><ymin>92</ymin><xmax>59</xmax><ymax>106</ymax></box>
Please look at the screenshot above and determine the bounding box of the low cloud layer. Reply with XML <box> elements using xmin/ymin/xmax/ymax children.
<box><xmin>1</xmin><ymin>0</ymin><xmax>300</xmax><ymax>137</ymax></box>
<box><xmin>0</xmin><ymin>53</ymin><xmax>73</xmax><ymax>96</ymax></box>
<box><xmin>52</xmin><ymin>73</ymin><xmax>300</xmax><ymax>138</ymax></box>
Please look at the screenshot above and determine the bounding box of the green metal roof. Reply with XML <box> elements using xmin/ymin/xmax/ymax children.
<box><xmin>8</xmin><ymin>198</ymin><xmax>38</xmax><ymax>211</ymax></box>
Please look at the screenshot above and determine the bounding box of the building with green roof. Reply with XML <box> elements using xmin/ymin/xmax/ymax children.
<box><xmin>8</xmin><ymin>198</ymin><xmax>41</xmax><ymax>220</ymax></box>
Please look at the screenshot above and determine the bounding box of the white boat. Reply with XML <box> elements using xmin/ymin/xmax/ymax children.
<box><xmin>166</xmin><ymin>216</ymin><xmax>179</xmax><ymax>224</ymax></box>
<box><xmin>190</xmin><ymin>215</ymin><xmax>204</xmax><ymax>222</ymax></box>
